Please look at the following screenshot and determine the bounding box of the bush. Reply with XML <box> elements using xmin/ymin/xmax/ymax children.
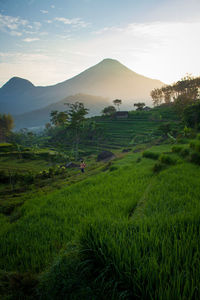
<box><xmin>159</xmin><ymin>154</ymin><xmax>177</xmax><ymax>165</ymax></box>
<box><xmin>38</xmin><ymin>152</ymin><xmax>51</xmax><ymax>160</ymax></box>
<box><xmin>153</xmin><ymin>162</ymin><xmax>165</xmax><ymax>173</ymax></box>
<box><xmin>171</xmin><ymin>145</ymin><xmax>183</xmax><ymax>153</ymax></box>
<box><xmin>0</xmin><ymin>170</ymin><xmax>9</xmax><ymax>183</ymax></box>
<box><xmin>142</xmin><ymin>151</ymin><xmax>159</xmax><ymax>160</ymax></box>
<box><xmin>172</xmin><ymin>146</ymin><xmax>190</xmax><ymax>158</ymax></box>
<box><xmin>109</xmin><ymin>166</ymin><xmax>118</xmax><ymax>172</ymax></box>
<box><xmin>189</xmin><ymin>140</ymin><xmax>196</xmax><ymax>150</ymax></box>
<box><xmin>189</xmin><ymin>140</ymin><xmax>200</xmax><ymax>152</ymax></box>
<box><xmin>190</xmin><ymin>152</ymin><xmax>200</xmax><ymax>165</ymax></box>
<box><xmin>23</xmin><ymin>172</ymin><xmax>35</xmax><ymax>184</ymax></box>
<box><xmin>180</xmin><ymin>148</ymin><xmax>190</xmax><ymax>158</ymax></box>
<box><xmin>0</xmin><ymin>143</ymin><xmax>15</xmax><ymax>153</ymax></box>
<box><xmin>41</xmin><ymin>170</ymin><xmax>49</xmax><ymax>178</ymax></box>
<box><xmin>48</xmin><ymin>167</ymin><xmax>55</xmax><ymax>178</ymax></box>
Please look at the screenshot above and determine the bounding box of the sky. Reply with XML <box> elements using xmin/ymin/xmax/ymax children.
<box><xmin>0</xmin><ymin>0</ymin><xmax>200</xmax><ymax>87</ymax></box>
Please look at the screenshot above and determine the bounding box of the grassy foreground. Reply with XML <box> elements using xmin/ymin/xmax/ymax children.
<box><xmin>0</xmin><ymin>144</ymin><xmax>200</xmax><ymax>299</ymax></box>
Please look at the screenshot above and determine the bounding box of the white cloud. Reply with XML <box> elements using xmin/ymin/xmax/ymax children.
<box><xmin>0</xmin><ymin>13</ymin><xmax>43</xmax><ymax>37</ymax></box>
<box><xmin>54</xmin><ymin>17</ymin><xmax>89</xmax><ymax>28</ymax></box>
<box><xmin>93</xmin><ymin>26</ymin><xmax>121</xmax><ymax>35</ymax></box>
<box><xmin>51</xmin><ymin>5</ymin><xmax>55</xmax><ymax>9</ymax></box>
<box><xmin>39</xmin><ymin>32</ymin><xmax>48</xmax><ymax>36</ymax></box>
<box><xmin>0</xmin><ymin>52</ymin><xmax>49</xmax><ymax>61</ymax></box>
<box><xmin>56</xmin><ymin>34</ymin><xmax>72</xmax><ymax>40</ymax></box>
<box><xmin>40</xmin><ymin>10</ymin><xmax>48</xmax><ymax>14</ymax></box>
<box><xmin>33</xmin><ymin>22</ymin><xmax>41</xmax><ymax>30</ymax></box>
<box><xmin>23</xmin><ymin>30</ymin><xmax>37</xmax><ymax>34</ymax></box>
<box><xmin>10</xmin><ymin>31</ymin><xmax>22</xmax><ymax>36</ymax></box>
<box><xmin>0</xmin><ymin>13</ymin><xmax>28</xmax><ymax>33</ymax></box>
<box><xmin>22</xmin><ymin>38</ymin><xmax>40</xmax><ymax>42</ymax></box>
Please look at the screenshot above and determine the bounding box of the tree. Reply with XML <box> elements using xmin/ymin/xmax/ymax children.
<box><xmin>66</xmin><ymin>102</ymin><xmax>89</xmax><ymax>160</ymax></box>
<box><xmin>50</xmin><ymin>110</ymin><xmax>69</xmax><ymax>127</ymax></box>
<box><xmin>0</xmin><ymin>114</ymin><xmax>14</xmax><ymax>142</ymax></box>
<box><xmin>102</xmin><ymin>106</ymin><xmax>116</xmax><ymax>116</ymax></box>
<box><xmin>150</xmin><ymin>75</ymin><xmax>200</xmax><ymax>108</ymax></box>
<box><xmin>113</xmin><ymin>99</ymin><xmax>122</xmax><ymax>111</ymax></box>
<box><xmin>173</xmin><ymin>94</ymin><xmax>194</xmax><ymax>116</ymax></box>
<box><xmin>183</xmin><ymin>102</ymin><xmax>200</xmax><ymax>129</ymax></box>
<box><xmin>134</xmin><ymin>102</ymin><xmax>146</xmax><ymax>111</ymax></box>
<box><xmin>161</xmin><ymin>86</ymin><xmax>174</xmax><ymax>104</ymax></box>
<box><xmin>150</xmin><ymin>88</ymin><xmax>163</xmax><ymax>106</ymax></box>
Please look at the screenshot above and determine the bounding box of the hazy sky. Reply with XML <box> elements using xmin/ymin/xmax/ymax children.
<box><xmin>0</xmin><ymin>0</ymin><xmax>200</xmax><ymax>87</ymax></box>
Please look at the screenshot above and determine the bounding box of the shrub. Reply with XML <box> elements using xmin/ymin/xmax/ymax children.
<box><xmin>180</xmin><ymin>148</ymin><xmax>190</xmax><ymax>158</ymax></box>
<box><xmin>142</xmin><ymin>151</ymin><xmax>159</xmax><ymax>160</ymax></box>
<box><xmin>189</xmin><ymin>140</ymin><xmax>200</xmax><ymax>152</ymax></box>
<box><xmin>136</xmin><ymin>157</ymin><xmax>142</xmax><ymax>163</ymax></box>
<box><xmin>38</xmin><ymin>152</ymin><xmax>51</xmax><ymax>160</ymax></box>
<box><xmin>0</xmin><ymin>170</ymin><xmax>9</xmax><ymax>183</ymax></box>
<box><xmin>23</xmin><ymin>172</ymin><xmax>35</xmax><ymax>184</ymax></box>
<box><xmin>21</xmin><ymin>152</ymin><xmax>36</xmax><ymax>160</ymax></box>
<box><xmin>102</xmin><ymin>161</ymin><xmax>112</xmax><ymax>171</ymax></box>
<box><xmin>48</xmin><ymin>167</ymin><xmax>55</xmax><ymax>178</ymax></box>
<box><xmin>42</xmin><ymin>170</ymin><xmax>49</xmax><ymax>178</ymax></box>
<box><xmin>189</xmin><ymin>140</ymin><xmax>196</xmax><ymax>150</ymax></box>
<box><xmin>109</xmin><ymin>166</ymin><xmax>118</xmax><ymax>172</ymax></box>
<box><xmin>190</xmin><ymin>152</ymin><xmax>200</xmax><ymax>165</ymax></box>
<box><xmin>159</xmin><ymin>154</ymin><xmax>177</xmax><ymax>165</ymax></box>
<box><xmin>171</xmin><ymin>145</ymin><xmax>183</xmax><ymax>153</ymax></box>
<box><xmin>195</xmin><ymin>142</ymin><xmax>200</xmax><ymax>153</ymax></box>
<box><xmin>12</xmin><ymin>172</ymin><xmax>23</xmax><ymax>184</ymax></box>
<box><xmin>153</xmin><ymin>162</ymin><xmax>165</xmax><ymax>173</ymax></box>
<box><xmin>0</xmin><ymin>143</ymin><xmax>15</xmax><ymax>153</ymax></box>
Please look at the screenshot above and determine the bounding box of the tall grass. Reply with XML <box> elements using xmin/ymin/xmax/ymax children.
<box><xmin>76</xmin><ymin>163</ymin><xmax>200</xmax><ymax>299</ymax></box>
<box><xmin>0</xmin><ymin>157</ymin><xmax>153</xmax><ymax>273</ymax></box>
<box><xmin>1</xmin><ymin>145</ymin><xmax>200</xmax><ymax>299</ymax></box>
<box><xmin>78</xmin><ymin>214</ymin><xmax>200</xmax><ymax>300</ymax></box>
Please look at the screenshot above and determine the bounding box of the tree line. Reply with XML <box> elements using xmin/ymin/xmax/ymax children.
<box><xmin>151</xmin><ymin>75</ymin><xmax>200</xmax><ymax>108</ymax></box>
<box><xmin>102</xmin><ymin>99</ymin><xmax>147</xmax><ymax>116</ymax></box>
<box><xmin>151</xmin><ymin>75</ymin><xmax>200</xmax><ymax>129</ymax></box>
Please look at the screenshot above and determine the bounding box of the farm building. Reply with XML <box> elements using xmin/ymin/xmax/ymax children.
<box><xmin>115</xmin><ymin>111</ymin><xmax>129</xmax><ymax>119</ymax></box>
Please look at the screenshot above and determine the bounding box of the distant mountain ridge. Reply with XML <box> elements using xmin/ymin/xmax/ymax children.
<box><xmin>0</xmin><ymin>58</ymin><xmax>164</xmax><ymax>122</ymax></box>
<box><xmin>14</xmin><ymin>93</ymin><xmax>109</xmax><ymax>129</ymax></box>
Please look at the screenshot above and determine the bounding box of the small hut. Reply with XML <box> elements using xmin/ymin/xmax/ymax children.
<box><xmin>115</xmin><ymin>111</ymin><xmax>129</xmax><ymax>119</ymax></box>
<box><xmin>143</xmin><ymin>106</ymin><xmax>151</xmax><ymax>111</ymax></box>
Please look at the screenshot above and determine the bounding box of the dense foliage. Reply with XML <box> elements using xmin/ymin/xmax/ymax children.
<box><xmin>0</xmin><ymin>113</ymin><xmax>14</xmax><ymax>142</ymax></box>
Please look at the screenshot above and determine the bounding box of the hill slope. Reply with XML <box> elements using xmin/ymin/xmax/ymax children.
<box><xmin>0</xmin><ymin>144</ymin><xmax>200</xmax><ymax>299</ymax></box>
<box><xmin>14</xmin><ymin>93</ymin><xmax>109</xmax><ymax>129</ymax></box>
<box><xmin>0</xmin><ymin>58</ymin><xmax>164</xmax><ymax>115</ymax></box>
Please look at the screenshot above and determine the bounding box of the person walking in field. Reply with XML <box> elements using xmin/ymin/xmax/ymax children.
<box><xmin>80</xmin><ymin>160</ymin><xmax>86</xmax><ymax>173</ymax></box>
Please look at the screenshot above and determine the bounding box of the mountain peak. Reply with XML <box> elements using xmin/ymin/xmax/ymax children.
<box><xmin>1</xmin><ymin>77</ymin><xmax>34</xmax><ymax>92</ymax></box>
<box><xmin>100</xmin><ymin>58</ymin><xmax>120</xmax><ymax>64</ymax></box>
<box><xmin>95</xmin><ymin>58</ymin><xmax>134</xmax><ymax>74</ymax></box>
